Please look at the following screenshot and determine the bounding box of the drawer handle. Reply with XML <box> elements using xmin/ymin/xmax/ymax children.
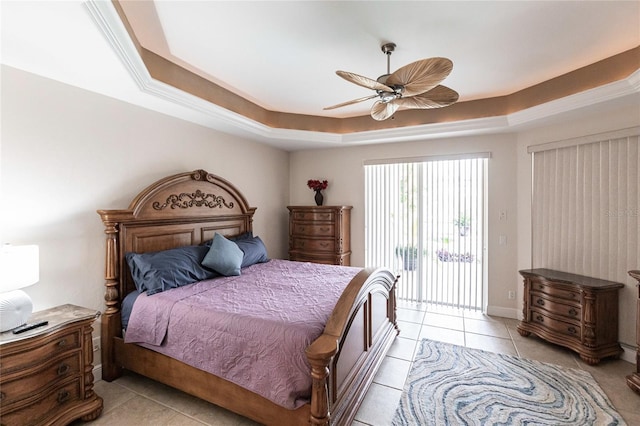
<box><xmin>57</xmin><ymin>390</ymin><xmax>70</xmax><ymax>404</ymax></box>
<box><xmin>568</xmin><ymin>308</ymin><xmax>578</xmax><ymax>316</ymax></box>
<box><xmin>320</xmin><ymin>214</ymin><xmax>331</xmax><ymax>219</ymax></box>
<box><xmin>0</xmin><ymin>391</ymin><xmax>5</xmax><ymax>401</ymax></box>
<box><xmin>320</xmin><ymin>227</ymin><xmax>330</xmax><ymax>232</ymax></box>
<box><xmin>299</xmin><ymin>227</ymin><xmax>305</xmax><ymax>232</ymax></box>
<box><xmin>57</xmin><ymin>339</ymin><xmax>67</xmax><ymax>347</ymax></box>
<box><xmin>299</xmin><ymin>241</ymin><xmax>305</xmax><ymax>247</ymax></box>
<box><xmin>57</xmin><ymin>363</ymin><xmax>70</xmax><ymax>376</ymax></box>
<box><xmin>320</xmin><ymin>242</ymin><xmax>329</xmax><ymax>248</ymax></box>
<box><xmin>536</xmin><ymin>298</ymin><xmax>545</xmax><ymax>306</ymax></box>
<box><xmin>568</xmin><ymin>326</ymin><xmax>577</xmax><ymax>334</ymax></box>
<box><xmin>535</xmin><ymin>315</ymin><xmax>544</xmax><ymax>322</ymax></box>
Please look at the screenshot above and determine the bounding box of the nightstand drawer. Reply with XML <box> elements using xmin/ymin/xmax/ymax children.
<box><xmin>291</xmin><ymin>238</ymin><xmax>336</xmax><ymax>252</ymax></box>
<box><xmin>0</xmin><ymin>329</ymin><xmax>81</xmax><ymax>375</ymax></box>
<box><xmin>292</xmin><ymin>211</ymin><xmax>334</xmax><ymax>222</ymax></box>
<box><xmin>0</xmin><ymin>378</ymin><xmax>81</xmax><ymax>426</ymax></box>
<box><xmin>531</xmin><ymin>309</ymin><xmax>581</xmax><ymax>339</ymax></box>
<box><xmin>0</xmin><ymin>352</ymin><xmax>81</xmax><ymax>405</ymax></box>
<box><xmin>530</xmin><ymin>292</ymin><xmax>581</xmax><ymax>319</ymax></box>
<box><xmin>292</xmin><ymin>223</ymin><xmax>335</xmax><ymax>237</ymax></box>
<box><xmin>531</xmin><ymin>282</ymin><xmax>580</xmax><ymax>302</ymax></box>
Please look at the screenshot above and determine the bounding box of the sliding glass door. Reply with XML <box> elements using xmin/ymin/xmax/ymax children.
<box><xmin>365</xmin><ymin>154</ymin><xmax>487</xmax><ymax>311</ymax></box>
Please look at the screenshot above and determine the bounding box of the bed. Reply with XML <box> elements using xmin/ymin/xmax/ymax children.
<box><xmin>97</xmin><ymin>169</ymin><xmax>399</xmax><ymax>425</ymax></box>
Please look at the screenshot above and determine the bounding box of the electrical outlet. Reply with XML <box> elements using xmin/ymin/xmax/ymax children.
<box><xmin>92</xmin><ymin>337</ymin><xmax>100</xmax><ymax>353</ymax></box>
<box><xmin>508</xmin><ymin>291</ymin><xmax>516</xmax><ymax>300</ymax></box>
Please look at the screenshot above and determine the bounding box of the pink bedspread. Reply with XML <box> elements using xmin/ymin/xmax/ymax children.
<box><xmin>125</xmin><ymin>259</ymin><xmax>361</xmax><ymax>409</ymax></box>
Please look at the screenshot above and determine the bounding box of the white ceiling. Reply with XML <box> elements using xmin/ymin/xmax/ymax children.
<box><xmin>1</xmin><ymin>1</ymin><xmax>639</xmax><ymax>150</ymax></box>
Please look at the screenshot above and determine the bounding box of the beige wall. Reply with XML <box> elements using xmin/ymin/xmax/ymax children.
<box><xmin>1</xmin><ymin>66</ymin><xmax>290</xmax><ymax>317</ymax></box>
<box><xmin>289</xmin><ymin>134</ymin><xmax>520</xmax><ymax>318</ymax></box>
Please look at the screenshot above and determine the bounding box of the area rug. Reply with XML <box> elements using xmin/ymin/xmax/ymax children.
<box><xmin>392</xmin><ymin>339</ymin><xmax>626</xmax><ymax>425</ymax></box>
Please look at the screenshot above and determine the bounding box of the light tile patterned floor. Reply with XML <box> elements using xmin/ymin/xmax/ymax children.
<box><xmin>78</xmin><ymin>302</ymin><xmax>639</xmax><ymax>425</ymax></box>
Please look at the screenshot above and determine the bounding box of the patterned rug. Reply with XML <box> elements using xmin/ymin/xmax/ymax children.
<box><xmin>392</xmin><ymin>339</ymin><xmax>626</xmax><ymax>426</ymax></box>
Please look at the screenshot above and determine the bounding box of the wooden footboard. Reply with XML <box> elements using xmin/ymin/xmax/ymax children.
<box><xmin>98</xmin><ymin>170</ymin><xmax>399</xmax><ymax>425</ymax></box>
<box><xmin>307</xmin><ymin>267</ymin><xmax>399</xmax><ymax>425</ymax></box>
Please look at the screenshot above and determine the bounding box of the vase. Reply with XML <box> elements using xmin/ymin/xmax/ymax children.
<box><xmin>314</xmin><ymin>190</ymin><xmax>324</xmax><ymax>206</ymax></box>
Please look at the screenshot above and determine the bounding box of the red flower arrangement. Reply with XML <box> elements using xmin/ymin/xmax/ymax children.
<box><xmin>307</xmin><ymin>179</ymin><xmax>328</xmax><ymax>191</ymax></box>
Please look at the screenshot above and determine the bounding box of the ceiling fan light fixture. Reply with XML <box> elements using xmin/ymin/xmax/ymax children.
<box><xmin>379</xmin><ymin>91</ymin><xmax>398</xmax><ymax>103</ymax></box>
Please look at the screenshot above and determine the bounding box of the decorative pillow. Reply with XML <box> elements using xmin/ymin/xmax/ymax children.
<box><xmin>202</xmin><ymin>233</ymin><xmax>243</xmax><ymax>276</ymax></box>
<box><xmin>125</xmin><ymin>245</ymin><xmax>217</xmax><ymax>295</ymax></box>
<box><xmin>236</xmin><ymin>236</ymin><xmax>269</xmax><ymax>268</ymax></box>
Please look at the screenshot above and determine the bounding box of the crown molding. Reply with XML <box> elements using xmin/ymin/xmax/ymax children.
<box><xmin>86</xmin><ymin>1</ymin><xmax>639</xmax><ymax>150</ymax></box>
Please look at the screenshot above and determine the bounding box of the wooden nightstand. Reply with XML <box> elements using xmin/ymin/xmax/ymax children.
<box><xmin>0</xmin><ymin>304</ymin><xmax>103</xmax><ymax>425</ymax></box>
<box><xmin>517</xmin><ymin>269</ymin><xmax>624</xmax><ymax>365</ymax></box>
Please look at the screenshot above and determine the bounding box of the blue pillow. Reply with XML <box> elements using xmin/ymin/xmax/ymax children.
<box><xmin>202</xmin><ymin>233</ymin><xmax>243</xmax><ymax>276</ymax></box>
<box><xmin>125</xmin><ymin>245</ymin><xmax>217</xmax><ymax>295</ymax></box>
<box><xmin>236</xmin><ymin>236</ymin><xmax>269</xmax><ymax>268</ymax></box>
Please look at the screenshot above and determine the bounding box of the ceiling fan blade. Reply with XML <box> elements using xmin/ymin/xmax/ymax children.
<box><xmin>336</xmin><ymin>70</ymin><xmax>394</xmax><ymax>92</ymax></box>
<box><xmin>371</xmin><ymin>101</ymin><xmax>400</xmax><ymax>121</ymax></box>
<box><xmin>394</xmin><ymin>85</ymin><xmax>459</xmax><ymax>109</ymax></box>
<box><xmin>386</xmin><ymin>57</ymin><xmax>453</xmax><ymax>97</ymax></box>
<box><xmin>323</xmin><ymin>94</ymin><xmax>379</xmax><ymax>110</ymax></box>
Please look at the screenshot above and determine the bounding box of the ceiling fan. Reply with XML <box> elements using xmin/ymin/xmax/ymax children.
<box><xmin>324</xmin><ymin>43</ymin><xmax>459</xmax><ymax>121</ymax></box>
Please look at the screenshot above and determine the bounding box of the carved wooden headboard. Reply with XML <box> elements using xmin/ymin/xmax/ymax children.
<box><xmin>97</xmin><ymin>169</ymin><xmax>256</xmax><ymax>331</ymax></box>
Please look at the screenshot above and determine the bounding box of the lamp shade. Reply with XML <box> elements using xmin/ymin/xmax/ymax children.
<box><xmin>0</xmin><ymin>245</ymin><xmax>39</xmax><ymax>332</ymax></box>
<box><xmin>0</xmin><ymin>244</ymin><xmax>39</xmax><ymax>292</ymax></box>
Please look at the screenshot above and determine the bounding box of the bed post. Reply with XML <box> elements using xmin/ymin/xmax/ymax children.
<box><xmin>306</xmin><ymin>334</ymin><xmax>339</xmax><ymax>425</ymax></box>
<box><xmin>98</xmin><ymin>211</ymin><xmax>131</xmax><ymax>381</ymax></box>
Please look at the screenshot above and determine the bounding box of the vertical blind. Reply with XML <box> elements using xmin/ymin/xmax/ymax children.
<box><xmin>365</xmin><ymin>154</ymin><xmax>488</xmax><ymax>310</ymax></box>
<box><xmin>529</xmin><ymin>129</ymin><xmax>639</xmax><ymax>337</ymax></box>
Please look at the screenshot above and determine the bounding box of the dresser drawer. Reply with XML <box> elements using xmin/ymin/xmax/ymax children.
<box><xmin>0</xmin><ymin>329</ymin><xmax>81</xmax><ymax>375</ymax></box>
<box><xmin>530</xmin><ymin>291</ymin><xmax>581</xmax><ymax>319</ymax></box>
<box><xmin>0</xmin><ymin>378</ymin><xmax>81</xmax><ymax>426</ymax></box>
<box><xmin>530</xmin><ymin>281</ymin><xmax>580</xmax><ymax>302</ymax></box>
<box><xmin>290</xmin><ymin>252</ymin><xmax>350</xmax><ymax>265</ymax></box>
<box><xmin>291</xmin><ymin>238</ymin><xmax>336</xmax><ymax>252</ymax></box>
<box><xmin>292</xmin><ymin>223</ymin><xmax>335</xmax><ymax>237</ymax></box>
<box><xmin>531</xmin><ymin>309</ymin><xmax>581</xmax><ymax>339</ymax></box>
<box><xmin>0</xmin><ymin>352</ymin><xmax>81</xmax><ymax>406</ymax></box>
<box><xmin>292</xmin><ymin>211</ymin><xmax>335</xmax><ymax>222</ymax></box>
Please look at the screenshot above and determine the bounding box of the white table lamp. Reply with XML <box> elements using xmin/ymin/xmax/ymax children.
<box><xmin>0</xmin><ymin>245</ymin><xmax>39</xmax><ymax>332</ymax></box>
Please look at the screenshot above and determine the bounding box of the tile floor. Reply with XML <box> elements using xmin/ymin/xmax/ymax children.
<box><xmin>81</xmin><ymin>301</ymin><xmax>639</xmax><ymax>425</ymax></box>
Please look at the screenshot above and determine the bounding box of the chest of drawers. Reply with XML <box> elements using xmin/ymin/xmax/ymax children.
<box><xmin>287</xmin><ymin>205</ymin><xmax>352</xmax><ymax>266</ymax></box>
<box><xmin>517</xmin><ymin>269</ymin><xmax>623</xmax><ymax>365</ymax></box>
<box><xmin>0</xmin><ymin>304</ymin><xmax>103</xmax><ymax>425</ymax></box>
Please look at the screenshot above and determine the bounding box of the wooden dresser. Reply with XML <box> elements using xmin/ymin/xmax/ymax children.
<box><xmin>517</xmin><ymin>268</ymin><xmax>623</xmax><ymax>365</ymax></box>
<box><xmin>0</xmin><ymin>304</ymin><xmax>103</xmax><ymax>425</ymax></box>
<box><xmin>287</xmin><ymin>205</ymin><xmax>352</xmax><ymax>266</ymax></box>
<box><xmin>628</xmin><ymin>270</ymin><xmax>640</xmax><ymax>394</ymax></box>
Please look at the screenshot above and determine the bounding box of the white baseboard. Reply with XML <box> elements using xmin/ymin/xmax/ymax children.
<box><xmin>486</xmin><ymin>305</ymin><xmax>518</xmax><ymax>319</ymax></box>
<box><xmin>620</xmin><ymin>344</ymin><xmax>636</xmax><ymax>364</ymax></box>
<box><xmin>93</xmin><ymin>364</ymin><xmax>102</xmax><ymax>382</ymax></box>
